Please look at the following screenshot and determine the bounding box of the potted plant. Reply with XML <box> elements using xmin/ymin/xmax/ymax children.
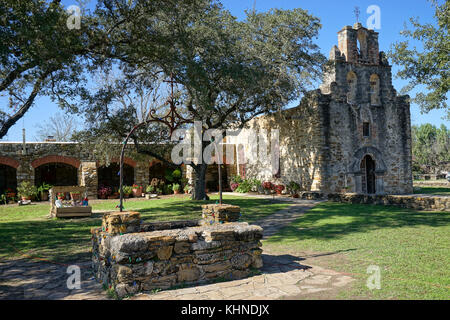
<box><xmin>132</xmin><ymin>184</ymin><xmax>143</xmax><ymax>197</ymax></box>
<box><xmin>70</xmin><ymin>190</ymin><xmax>81</xmax><ymax>201</ymax></box>
<box><xmin>5</xmin><ymin>187</ymin><xmax>16</xmax><ymax>200</ymax></box>
<box><xmin>123</xmin><ymin>185</ymin><xmax>133</xmax><ymax>198</ymax></box>
<box><xmin>146</xmin><ymin>185</ymin><xmax>155</xmax><ymax>194</ymax></box>
<box><xmin>262</xmin><ymin>181</ymin><xmax>274</xmax><ymax>195</ymax></box>
<box><xmin>17</xmin><ymin>181</ymin><xmax>38</xmax><ymax>201</ymax></box>
<box><xmin>0</xmin><ymin>194</ymin><xmax>7</xmax><ymax>205</ymax></box>
<box><xmin>164</xmin><ymin>183</ymin><xmax>173</xmax><ymax>195</ymax></box>
<box><xmin>56</xmin><ymin>192</ymin><xmax>65</xmax><ymax>200</ymax></box>
<box><xmin>98</xmin><ymin>186</ymin><xmax>112</xmax><ymax>199</ymax></box>
<box><xmin>172</xmin><ymin>183</ymin><xmax>181</xmax><ymax>194</ymax></box>
<box><xmin>287</xmin><ymin>181</ymin><xmax>301</xmax><ymax>198</ymax></box>
<box><xmin>183</xmin><ymin>185</ymin><xmax>191</xmax><ymax>194</ymax></box>
<box><xmin>274</xmin><ymin>184</ymin><xmax>285</xmax><ymax>195</ymax></box>
<box><xmin>37</xmin><ymin>183</ymin><xmax>52</xmax><ymax>201</ymax></box>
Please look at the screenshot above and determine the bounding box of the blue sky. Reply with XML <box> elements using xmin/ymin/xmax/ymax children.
<box><xmin>2</xmin><ymin>0</ymin><xmax>448</xmax><ymax>141</ymax></box>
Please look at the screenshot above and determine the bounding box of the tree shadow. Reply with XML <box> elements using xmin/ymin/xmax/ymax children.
<box><xmin>265</xmin><ymin>202</ymin><xmax>450</xmax><ymax>243</ymax></box>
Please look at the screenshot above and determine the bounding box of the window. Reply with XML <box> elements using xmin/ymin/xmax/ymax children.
<box><xmin>363</xmin><ymin>122</ymin><xmax>370</xmax><ymax>137</ymax></box>
<box><xmin>370</xmin><ymin>74</ymin><xmax>380</xmax><ymax>105</ymax></box>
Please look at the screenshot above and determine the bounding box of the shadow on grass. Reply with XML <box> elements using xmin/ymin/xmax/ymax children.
<box><xmin>0</xmin><ymin>217</ymin><xmax>102</xmax><ymax>263</ymax></box>
<box><xmin>0</xmin><ymin>197</ymin><xmax>288</xmax><ymax>263</ymax></box>
<box><xmin>266</xmin><ymin>202</ymin><xmax>450</xmax><ymax>244</ymax></box>
<box><xmin>414</xmin><ymin>187</ymin><xmax>450</xmax><ymax>195</ymax></box>
<box><xmin>137</xmin><ymin>198</ymin><xmax>288</xmax><ymax>223</ymax></box>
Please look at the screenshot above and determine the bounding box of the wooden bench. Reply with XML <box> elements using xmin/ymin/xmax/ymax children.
<box><xmin>49</xmin><ymin>186</ymin><xmax>92</xmax><ymax>218</ymax></box>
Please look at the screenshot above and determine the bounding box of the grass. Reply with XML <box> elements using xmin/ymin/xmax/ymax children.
<box><xmin>413</xmin><ymin>186</ymin><xmax>450</xmax><ymax>195</ymax></box>
<box><xmin>264</xmin><ymin>202</ymin><xmax>450</xmax><ymax>299</ymax></box>
<box><xmin>0</xmin><ymin>195</ymin><xmax>289</xmax><ymax>263</ymax></box>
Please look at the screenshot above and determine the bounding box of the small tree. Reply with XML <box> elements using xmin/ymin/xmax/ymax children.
<box><xmin>389</xmin><ymin>1</ymin><xmax>449</xmax><ymax>119</ymax></box>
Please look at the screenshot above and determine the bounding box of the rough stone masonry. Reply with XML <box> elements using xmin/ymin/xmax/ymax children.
<box><xmin>91</xmin><ymin>207</ymin><xmax>263</xmax><ymax>299</ymax></box>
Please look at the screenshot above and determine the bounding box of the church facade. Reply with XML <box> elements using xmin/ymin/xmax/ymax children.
<box><xmin>234</xmin><ymin>23</ymin><xmax>413</xmax><ymax>194</ymax></box>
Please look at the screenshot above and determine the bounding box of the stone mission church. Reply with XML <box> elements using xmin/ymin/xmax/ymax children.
<box><xmin>0</xmin><ymin>23</ymin><xmax>413</xmax><ymax>197</ymax></box>
<box><xmin>233</xmin><ymin>23</ymin><xmax>413</xmax><ymax>195</ymax></box>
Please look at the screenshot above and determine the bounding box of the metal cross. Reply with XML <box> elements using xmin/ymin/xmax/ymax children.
<box><xmin>354</xmin><ymin>6</ymin><xmax>360</xmax><ymax>23</ymax></box>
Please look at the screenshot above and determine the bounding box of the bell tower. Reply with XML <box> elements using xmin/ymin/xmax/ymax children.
<box><xmin>337</xmin><ymin>23</ymin><xmax>380</xmax><ymax>65</ymax></box>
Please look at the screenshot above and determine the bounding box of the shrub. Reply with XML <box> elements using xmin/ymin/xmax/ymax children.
<box><xmin>17</xmin><ymin>181</ymin><xmax>38</xmax><ymax>199</ymax></box>
<box><xmin>274</xmin><ymin>184</ymin><xmax>285</xmax><ymax>193</ymax></box>
<box><xmin>287</xmin><ymin>181</ymin><xmax>301</xmax><ymax>194</ymax></box>
<box><xmin>235</xmin><ymin>179</ymin><xmax>253</xmax><ymax>193</ymax></box>
<box><xmin>230</xmin><ymin>182</ymin><xmax>239</xmax><ymax>191</ymax></box>
<box><xmin>122</xmin><ymin>185</ymin><xmax>133</xmax><ymax>195</ymax></box>
<box><xmin>164</xmin><ymin>184</ymin><xmax>173</xmax><ymax>194</ymax></box>
<box><xmin>146</xmin><ymin>185</ymin><xmax>155</xmax><ymax>193</ymax></box>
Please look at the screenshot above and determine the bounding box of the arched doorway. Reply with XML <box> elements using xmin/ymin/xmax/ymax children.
<box><xmin>360</xmin><ymin>155</ymin><xmax>376</xmax><ymax>194</ymax></box>
<box><xmin>98</xmin><ymin>163</ymin><xmax>134</xmax><ymax>191</ymax></box>
<box><xmin>34</xmin><ymin>162</ymin><xmax>78</xmax><ymax>186</ymax></box>
<box><xmin>149</xmin><ymin>162</ymin><xmax>167</xmax><ymax>182</ymax></box>
<box><xmin>0</xmin><ymin>164</ymin><xmax>17</xmax><ymax>194</ymax></box>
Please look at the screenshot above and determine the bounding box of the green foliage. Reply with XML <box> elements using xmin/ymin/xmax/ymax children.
<box><xmin>389</xmin><ymin>1</ymin><xmax>449</xmax><ymax>119</ymax></box>
<box><xmin>234</xmin><ymin>178</ymin><xmax>261</xmax><ymax>193</ymax></box>
<box><xmin>164</xmin><ymin>184</ymin><xmax>173</xmax><ymax>195</ymax></box>
<box><xmin>17</xmin><ymin>181</ymin><xmax>38</xmax><ymax>198</ymax></box>
<box><xmin>412</xmin><ymin>123</ymin><xmax>449</xmax><ymax>172</ymax></box>
<box><xmin>231</xmin><ymin>175</ymin><xmax>244</xmax><ymax>184</ymax></box>
<box><xmin>287</xmin><ymin>181</ymin><xmax>301</xmax><ymax>193</ymax></box>
<box><xmin>172</xmin><ymin>183</ymin><xmax>180</xmax><ymax>192</ymax></box>
<box><xmin>0</xmin><ymin>194</ymin><xmax>6</xmax><ymax>205</ymax></box>
<box><xmin>122</xmin><ymin>186</ymin><xmax>133</xmax><ymax>195</ymax></box>
<box><xmin>0</xmin><ymin>0</ymin><xmax>96</xmax><ymax>138</ymax></box>
<box><xmin>37</xmin><ymin>183</ymin><xmax>52</xmax><ymax>193</ymax></box>
<box><xmin>146</xmin><ymin>185</ymin><xmax>155</xmax><ymax>193</ymax></box>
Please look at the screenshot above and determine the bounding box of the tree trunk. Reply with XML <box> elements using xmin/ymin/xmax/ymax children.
<box><xmin>191</xmin><ymin>163</ymin><xmax>209</xmax><ymax>200</ymax></box>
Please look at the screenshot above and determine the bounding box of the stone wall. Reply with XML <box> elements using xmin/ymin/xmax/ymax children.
<box><xmin>0</xmin><ymin>142</ymin><xmax>162</xmax><ymax>198</ymax></box>
<box><xmin>298</xmin><ymin>191</ymin><xmax>449</xmax><ymax>211</ymax></box>
<box><xmin>91</xmin><ymin>211</ymin><xmax>263</xmax><ymax>298</ymax></box>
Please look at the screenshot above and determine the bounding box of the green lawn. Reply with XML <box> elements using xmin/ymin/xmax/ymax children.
<box><xmin>0</xmin><ymin>195</ymin><xmax>289</xmax><ymax>263</ymax></box>
<box><xmin>264</xmin><ymin>202</ymin><xmax>450</xmax><ymax>299</ymax></box>
<box><xmin>413</xmin><ymin>186</ymin><xmax>450</xmax><ymax>195</ymax></box>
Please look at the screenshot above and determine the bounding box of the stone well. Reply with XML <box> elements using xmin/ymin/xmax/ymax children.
<box><xmin>91</xmin><ymin>207</ymin><xmax>263</xmax><ymax>298</ymax></box>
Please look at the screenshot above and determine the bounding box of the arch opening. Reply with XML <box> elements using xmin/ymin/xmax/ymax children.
<box><xmin>98</xmin><ymin>163</ymin><xmax>134</xmax><ymax>192</ymax></box>
<box><xmin>34</xmin><ymin>162</ymin><xmax>78</xmax><ymax>187</ymax></box>
<box><xmin>0</xmin><ymin>164</ymin><xmax>17</xmax><ymax>195</ymax></box>
<box><xmin>360</xmin><ymin>155</ymin><xmax>376</xmax><ymax>194</ymax></box>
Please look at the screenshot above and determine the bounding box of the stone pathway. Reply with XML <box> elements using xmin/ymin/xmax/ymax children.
<box><xmin>131</xmin><ymin>253</ymin><xmax>354</xmax><ymax>300</ymax></box>
<box><xmin>0</xmin><ymin>198</ymin><xmax>355</xmax><ymax>300</ymax></box>
<box><xmin>0</xmin><ymin>258</ymin><xmax>105</xmax><ymax>300</ymax></box>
